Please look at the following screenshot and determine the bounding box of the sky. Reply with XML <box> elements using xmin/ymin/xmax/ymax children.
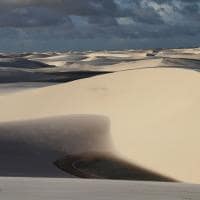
<box><xmin>0</xmin><ymin>0</ymin><xmax>200</xmax><ymax>52</ymax></box>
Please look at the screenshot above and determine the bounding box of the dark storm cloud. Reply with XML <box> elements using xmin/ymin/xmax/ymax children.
<box><xmin>0</xmin><ymin>7</ymin><xmax>72</xmax><ymax>27</ymax></box>
<box><xmin>0</xmin><ymin>0</ymin><xmax>199</xmax><ymax>51</ymax></box>
<box><xmin>0</xmin><ymin>0</ymin><xmax>121</xmax><ymax>16</ymax></box>
<box><xmin>0</xmin><ymin>0</ymin><xmax>163</xmax><ymax>26</ymax></box>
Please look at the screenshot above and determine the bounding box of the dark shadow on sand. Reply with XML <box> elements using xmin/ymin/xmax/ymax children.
<box><xmin>54</xmin><ymin>153</ymin><xmax>177</xmax><ymax>182</ymax></box>
<box><xmin>0</xmin><ymin>114</ymin><xmax>177</xmax><ymax>182</ymax></box>
<box><xmin>0</xmin><ymin>115</ymin><xmax>111</xmax><ymax>177</ymax></box>
<box><xmin>0</xmin><ymin>70</ymin><xmax>112</xmax><ymax>84</ymax></box>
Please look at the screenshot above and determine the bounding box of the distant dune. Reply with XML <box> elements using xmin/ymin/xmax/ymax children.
<box><xmin>0</xmin><ymin>48</ymin><xmax>199</xmax><ymax>90</ymax></box>
<box><xmin>0</xmin><ymin>58</ymin><xmax>54</xmax><ymax>69</ymax></box>
<box><xmin>0</xmin><ymin>48</ymin><xmax>200</xmax><ymax>183</ymax></box>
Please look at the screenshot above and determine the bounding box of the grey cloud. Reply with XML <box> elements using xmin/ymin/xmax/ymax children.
<box><xmin>0</xmin><ymin>0</ymin><xmax>199</xmax><ymax>51</ymax></box>
<box><xmin>0</xmin><ymin>0</ymin><xmax>121</xmax><ymax>28</ymax></box>
<box><xmin>88</xmin><ymin>16</ymin><xmax>118</xmax><ymax>27</ymax></box>
<box><xmin>0</xmin><ymin>0</ymin><xmax>120</xmax><ymax>16</ymax></box>
<box><xmin>0</xmin><ymin>7</ymin><xmax>72</xmax><ymax>27</ymax></box>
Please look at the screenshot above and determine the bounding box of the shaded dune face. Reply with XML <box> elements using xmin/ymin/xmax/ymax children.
<box><xmin>0</xmin><ymin>70</ymin><xmax>111</xmax><ymax>84</ymax></box>
<box><xmin>0</xmin><ymin>58</ymin><xmax>54</xmax><ymax>69</ymax></box>
<box><xmin>0</xmin><ymin>115</ymin><xmax>112</xmax><ymax>177</ymax></box>
<box><xmin>0</xmin><ymin>114</ymin><xmax>175</xmax><ymax>181</ymax></box>
<box><xmin>55</xmin><ymin>153</ymin><xmax>176</xmax><ymax>182</ymax></box>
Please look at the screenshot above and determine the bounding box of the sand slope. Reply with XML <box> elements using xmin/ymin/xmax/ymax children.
<box><xmin>0</xmin><ymin>67</ymin><xmax>200</xmax><ymax>183</ymax></box>
<box><xmin>0</xmin><ymin>115</ymin><xmax>111</xmax><ymax>177</ymax></box>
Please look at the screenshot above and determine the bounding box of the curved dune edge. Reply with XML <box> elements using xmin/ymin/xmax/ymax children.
<box><xmin>0</xmin><ymin>114</ymin><xmax>175</xmax><ymax>181</ymax></box>
<box><xmin>0</xmin><ymin>68</ymin><xmax>200</xmax><ymax>183</ymax></box>
<box><xmin>0</xmin><ymin>114</ymin><xmax>176</xmax><ymax>181</ymax></box>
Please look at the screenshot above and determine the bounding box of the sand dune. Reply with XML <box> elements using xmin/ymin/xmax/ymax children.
<box><xmin>0</xmin><ymin>58</ymin><xmax>54</xmax><ymax>69</ymax></box>
<box><xmin>156</xmin><ymin>48</ymin><xmax>200</xmax><ymax>60</ymax></box>
<box><xmin>0</xmin><ymin>48</ymin><xmax>200</xmax><ymax>183</ymax></box>
<box><xmin>0</xmin><ymin>115</ymin><xmax>111</xmax><ymax>177</ymax></box>
<box><xmin>0</xmin><ymin>82</ymin><xmax>55</xmax><ymax>95</ymax></box>
<box><xmin>0</xmin><ymin>64</ymin><xmax>200</xmax><ymax>183</ymax></box>
<box><xmin>0</xmin><ymin>48</ymin><xmax>199</xmax><ymax>86</ymax></box>
<box><xmin>0</xmin><ymin>68</ymin><xmax>109</xmax><ymax>84</ymax></box>
<box><xmin>0</xmin><ymin>114</ymin><xmax>175</xmax><ymax>181</ymax></box>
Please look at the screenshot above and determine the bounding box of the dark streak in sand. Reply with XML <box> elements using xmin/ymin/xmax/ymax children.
<box><xmin>54</xmin><ymin>153</ymin><xmax>177</xmax><ymax>182</ymax></box>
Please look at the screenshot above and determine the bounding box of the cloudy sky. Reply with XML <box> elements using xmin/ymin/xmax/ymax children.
<box><xmin>0</xmin><ymin>0</ymin><xmax>200</xmax><ymax>52</ymax></box>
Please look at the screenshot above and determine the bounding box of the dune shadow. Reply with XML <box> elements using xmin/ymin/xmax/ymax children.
<box><xmin>0</xmin><ymin>115</ymin><xmax>112</xmax><ymax>177</ymax></box>
<box><xmin>54</xmin><ymin>153</ymin><xmax>176</xmax><ymax>182</ymax></box>
<box><xmin>0</xmin><ymin>69</ymin><xmax>112</xmax><ymax>84</ymax></box>
<box><xmin>0</xmin><ymin>115</ymin><xmax>177</xmax><ymax>181</ymax></box>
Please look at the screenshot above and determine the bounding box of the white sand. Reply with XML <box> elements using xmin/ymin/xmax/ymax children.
<box><xmin>1</xmin><ymin>177</ymin><xmax>200</xmax><ymax>200</ymax></box>
<box><xmin>157</xmin><ymin>48</ymin><xmax>200</xmax><ymax>60</ymax></box>
<box><xmin>0</xmin><ymin>82</ymin><xmax>55</xmax><ymax>95</ymax></box>
<box><xmin>82</xmin><ymin>50</ymin><xmax>149</xmax><ymax>61</ymax></box>
<box><xmin>0</xmin><ymin>67</ymin><xmax>200</xmax><ymax>183</ymax></box>
<box><xmin>99</xmin><ymin>58</ymin><xmax>163</xmax><ymax>72</ymax></box>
